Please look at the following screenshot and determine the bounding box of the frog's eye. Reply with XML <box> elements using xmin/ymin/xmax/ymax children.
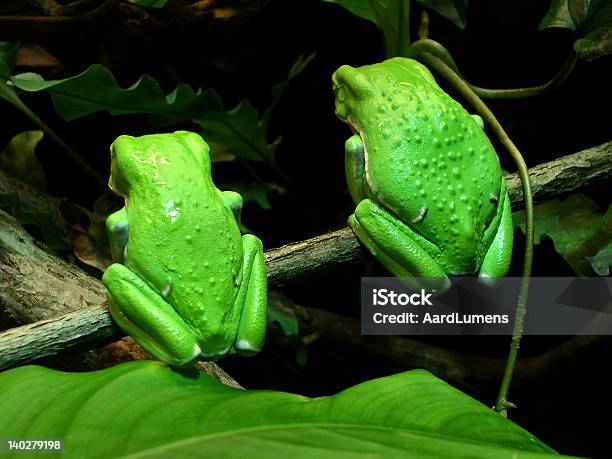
<box><xmin>333</xmin><ymin>65</ymin><xmax>373</xmax><ymax>100</ymax></box>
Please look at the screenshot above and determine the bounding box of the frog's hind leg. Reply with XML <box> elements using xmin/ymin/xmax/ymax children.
<box><xmin>479</xmin><ymin>188</ymin><xmax>513</xmax><ymax>279</ymax></box>
<box><xmin>350</xmin><ymin>199</ymin><xmax>450</xmax><ymax>290</ymax></box>
<box><xmin>233</xmin><ymin>234</ymin><xmax>267</xmax><ymax>355</ymax></box>
<box><xmin>103</xmin><ymin>263</ymin><xmax>201</xmax><ymax>366</ymax></box>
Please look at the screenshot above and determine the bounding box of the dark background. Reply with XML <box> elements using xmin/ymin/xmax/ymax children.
<box><xmin>2</xmin><ymin>1</ymin><xmax>611</xmax><ymax>457</ymax></box>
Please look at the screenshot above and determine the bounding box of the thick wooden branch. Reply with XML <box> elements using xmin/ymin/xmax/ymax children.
<box><xmin>0</xmin><ymin>141</ymin><xmax>611</xmax><ymax>371</ymax></box>
<box><xmin>506</xmin><ymin>141</ymin><xmax>612</xmax><ymax>208</ymax></box>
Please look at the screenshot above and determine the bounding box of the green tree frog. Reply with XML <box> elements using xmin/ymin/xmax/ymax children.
<box><xmin>332</xmin><ymin>57</ymin><xmax>513</xmax><ymax>288</ymax></box>
<box><xmin>102</xmin><ymin>131</ymin><xmax>267</xmax><ymax>366</ymax></box>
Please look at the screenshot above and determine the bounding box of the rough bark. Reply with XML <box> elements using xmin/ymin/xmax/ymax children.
<box><xmin>506</xmin><ymin>141</ymin><xmax>612</xmax><ymax>208</ymax></box>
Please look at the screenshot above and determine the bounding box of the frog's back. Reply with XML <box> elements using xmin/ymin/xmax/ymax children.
<box><xmin>118</xmin><ymin>133</ymin><xmax>243</xmax><ymax>346</ymax></box>
<box><xmin>358</xmin><ymin>60</ymin><xmax>502</xmax><ymax>274</ymax></box>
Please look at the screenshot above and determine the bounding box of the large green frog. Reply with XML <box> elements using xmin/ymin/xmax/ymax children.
<box><xmin>102</xmin><ymin>131</ymin><xmax>267</xmax><ymax>366</ymax></box>
<box><xmin>333</xmin><ymin>57</ymin><xmax>513</xmax><ymax>288</ymax></box>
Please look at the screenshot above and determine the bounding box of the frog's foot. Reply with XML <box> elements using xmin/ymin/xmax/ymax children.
<box><xmin>479</xmin><ymin>188</ymin><xmax>513</xmax><ymax>280</ymax></box>
<box><xmin>350</xmin><ymin>199</ymin><xmax>450</xmax><ymax>291</ymax></box>
<box><xmin>103</xmin><ymin>263</ymin><xmax>201</xmax><ymax>366</ymax></box>
<box><xmin>232</xmin><ymin>234</ymin><xmax>267</xmax><ymax>355</ymax></box>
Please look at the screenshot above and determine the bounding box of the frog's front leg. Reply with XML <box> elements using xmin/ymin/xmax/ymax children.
<box><xmin>233</xmin><ymin>234</ymin><xmax>267</xmax><ymax>355</ymax></box>
<box><xmin>349</xmin><ymin>199</ymin><xmax>450</xmax><ymax>290</ymax></box>
<box><xmin>106</xmin><ymin>207</ymin><xmax>129</xmax><ymax>263</ymax></box>
<box><xmin>222</xmin><ymin>190</ymin><xmax>243</xmax><ymax>224</ymax></box>
<box><xmin>103</xmin><ymin>264</ymin><xmax>201</xmax><ymax>366</ymax></box>
<box><xmin>345</xmin><ymin>134</ymin><xmax>367</xmax><ymax>203</ymax></box>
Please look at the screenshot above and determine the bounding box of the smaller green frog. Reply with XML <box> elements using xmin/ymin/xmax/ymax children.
<box><xmin>102</xmin><ymin>131</ymin><xmax>267</xmax><ymax>366</ymax></box>
<box><xmin>333</xmin><ymin>57</ymin><xmax>513</xmax><ymax>288</ymax></box>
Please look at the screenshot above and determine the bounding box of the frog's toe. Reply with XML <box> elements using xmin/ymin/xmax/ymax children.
<box><xmin>169</xmin><ymin>343</ymin><xmax>202</xmax><ymax>366</ymax></box>
<box><xmin>199</xmin><ymin>345</ymin><xmax>233</xmax><ymax>361</ymax></box>
<box><xmin>235</xmin><ymin>339</ymin><xmax>261</xmax><ymax>355</ymax></box>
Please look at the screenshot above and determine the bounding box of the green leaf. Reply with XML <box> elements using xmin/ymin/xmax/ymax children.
<box><xmin>0</xmin><ymin>172</ymin><xmax>69</xmax><ymax>252</ymax></box>
<box><xmin>514</xmin><ymin>193</ymin><xmax>612</xmax><ymax>276</ymax></box>
<box><xmin>193</xmin><ymin>99</ymin><xmax>275</xmax><ymax>162</ymax></box>
<box><xmin>0</xmin><ymin>130</ymin><xmax>46</xmax><ymax>190</ymax></box>
<box><xmin>0</xmin><ymin>361</ymin><xmax>557</xmax><ymax>458</ymax></box>
<box><xmin>127</xmin><ymin>0</ymin><xmax>168</xmax><ymax>8</ymax></box>
<box><xmin>268</xmin><ymin>300</ymin><xmax>300</xmax><ymax>336</ymax></box>
<box><xmin>0</xmin><ymin>41</ymin><xmax>19</xmax><ymax>76</ymax></box>
<box><xmin>262</xmin><ymin>52</ymin><xmax>316</xmax><ymax>130</ymax></box>
<box><xmin>586</xmin><ymin>241</ymin><xmax>612</xmax><ymax>275</ymax></box>
<box><xmin>8</xmin><ymin>65</ymin><xmax>274</xmax><ymax>162</ymax></box>
<box><xmin>415</xmin><ymin>0</ymin><xmax>469</xmax><ymax>29</ymax></box>
<box><xmin>222</xmin><ymin>181</ymin><xmax>285</xmax><ymax>210</ymax></box>
<box><xmin>540</xmin><ymin>0</ymin><xmax>580</xmax><ymax>31</ymax></box>
<box><xmin>540</xmin><ymin>0</ymin><xmax>612</xmax><ymax>60</ymax></box>
<box><xmin>574</xmin><ymin>0</ymin><xmax>612</xmax><ymax>60</ymax></box>
<box><xmin>268</xmin><ymin>307</ymin><xmax>298</xmax><ymax>335</ymax></box>
<box><xmin>323</xmin><ymin>0</ymin><xmax>412</xmax><ymax>58</ymax></box>
<box><xmin>0</xmin><ymin>130</ymin><xmax>69</xmax><ymax>251</ymax></box>
<box><xmin>322</xmin><ymin>0</ymin><xmax>376</xmax><ymax>22</ymax></box>
<box><xmin>568</xmin><ymin>0</ymin><xmax>594</xmax><ymax>29</ymax></box>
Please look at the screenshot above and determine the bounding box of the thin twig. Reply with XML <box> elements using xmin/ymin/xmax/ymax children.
<box><xmin>416</xmin><ymin>51</ymin><xmax>534</xmax><ymax>415</ymax></box>
<box><xmin>470</xmin><ymin>52</ymin><xmax>578</xmax><ymax>99</ymax></box>
<box><xmin>417</xmin><ymin>10</ymin><xmax>429</xmax><ymax>40</ymax></box>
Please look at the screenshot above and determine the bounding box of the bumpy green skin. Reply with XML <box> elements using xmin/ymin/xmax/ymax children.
<box><xmin>333</xmin><ymin>57</ymin><xmax>513</xmax><ymax>287</ymax></box>
<box><xmin>102</xmin><ymin>131</ymin><xmax>267</xmax><ymax>365</ymax></box>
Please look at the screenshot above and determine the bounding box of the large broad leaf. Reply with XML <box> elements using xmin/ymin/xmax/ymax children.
<box><xmin>415</xmin><ymin>0</ymin><xmax>468</xmax><ymax>29</ymax></box>
<box><xmin>222</xmin><ymin>181</ymin><xmax>285</xmax><ymax>210</ymax></box>
<box><xmin>7</xmin><ymin>65</ymin><xmax>274</xmax><ymax>162</ymax></box>
<box><xmin>514</xmin><ymin>193</ymin><xmax>612</xmax><ymax>276</ymax></box>
<box><xmin>0</xmin><ymin>361</ymin><xmax>559</xmax><ymax>459</ymax></box>
<box><xmin>322</xmin><ymin>0</ymin><xmax>376</xmax><ymax>22</ymax></box>
<box><xmin>540</xmin><ymin>0</ymin><xmax>612</xmax><ymax>60</ymax></box>
<box><xmin>323</xmin><ymin>0</ymin><xmax>467</xmax><ymax>50</ymax></box>
<box><xmin>323</xmin><ymin>0</ymin><xmax>412</xmax><ymax>57</ymax></box>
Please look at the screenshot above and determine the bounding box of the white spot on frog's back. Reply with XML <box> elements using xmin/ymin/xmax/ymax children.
<box><xmin>164</xmin><ymin>199</ymin><xmax>181</xmax><ymax>223</ymax></box>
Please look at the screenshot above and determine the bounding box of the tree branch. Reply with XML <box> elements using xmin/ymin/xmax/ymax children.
<box><xmin>284</xmin><ymin>298</ymin><xmax>611</xmax><ymax>393</ymax></box>
<box><xmin>0</xmin><ymin>141</ymin><xmax>611</xmax><ymax>372</ymax></box>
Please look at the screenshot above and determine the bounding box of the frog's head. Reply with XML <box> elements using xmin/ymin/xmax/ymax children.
<box><xmin>108</xmin><ymin>135</ymin><xmax>138</xmax><ymax>196</ymax></box>
<box><xmin>333</xmin><ymin>58</ymin><xmax>438</xmax><ymax>126</ymax></box>
<box><xmin>332</xmin><ymin>65</ymin><xmax>375</xmax><ymax>122</ymax></box>
<box><xmin>108</xmin><ymin>132</ymin><xmax>211</xmax><ymax>196</ymax></box>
